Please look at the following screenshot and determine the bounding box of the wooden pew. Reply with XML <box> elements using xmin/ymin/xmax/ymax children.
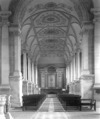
<box><xmin>80</xmin><ymin>99</ymin><xmax>96</xmax><ymax>111</ymax></box>
<box><xmin>57</xmin><ymin>94</ymin><xmax>81</xmax><ymax>110</ymax></box>
<box><xmin>58</xmin><ymin>94</ymin><xmax>96</xmax><ymax>111</ymax></box>
<box><xmin>22</xmin><ymin>94</ymin><xmax>46</xmax><ymax>111</ymax></box>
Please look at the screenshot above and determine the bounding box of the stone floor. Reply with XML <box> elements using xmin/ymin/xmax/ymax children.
<box><xmin>10</xmin><ymin>95</ymin><xmax>100</xmax><ymax>119</ymax></box>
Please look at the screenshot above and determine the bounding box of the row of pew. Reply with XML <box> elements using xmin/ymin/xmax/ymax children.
<box><xmin>57</xmin><ymin>94</ymin><xmax>96</xmax><ymax>111</ymax></box>
<box><xmin>22</xmin><ymin>93</ymin><xmax>96</xmax><ymax>111</ymax></box>
<box><xmin>22</xmin><ymin>94</ymin><xmax>46</xmax><ymax>111</ymax></box>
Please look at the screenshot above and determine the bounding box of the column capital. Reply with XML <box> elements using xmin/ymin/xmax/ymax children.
<box><xmin>9</xmin><ymin>24</ymin><xmax>21</xmax><ymax>36</ymax></box>
<box><xmin>75</xmin><ymin>43</ymin><xmax>81</xmax><ymax>53</ymax></box>
<box><xmin>91</xmin><ymin>8</ymin><xmax>100</xmax><ymax>16</ymax></box>
<box><xmin>91</xmin><ymin>8</ymin><xmax>100</xmax><ymax>22</ymax></box>
<box><xmin>82</xmin><ymin>21</ymin><xmax>94</xmax><ymax>34</ymax></box>
<box><xmin>0</xmin><ymin>11</ymin><xmax>11</xmax><ymax>25</ymax></box>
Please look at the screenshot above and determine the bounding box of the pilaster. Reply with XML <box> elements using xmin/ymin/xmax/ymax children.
<box><xmin>0</xmin><ymin>11</ymin><xmax>11</xmax><ymax>95</ymax></box>
<box><xmin>81</xmin><ymin>21</ymin><xmax>94</xmax><ymax>75</ymax></box>
<box><xmin>9</xmin><ymin>24</ymin><xmax>23</xmax><ymax>107</ymax></box>
<box><xmin>91</xmin><ymin>8</ymin><xmax>100</xmax><ymax>101</ymax></box>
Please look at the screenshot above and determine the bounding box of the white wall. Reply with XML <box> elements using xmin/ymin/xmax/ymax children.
<box><xmin>38</xmin><ymin>56</ymin><xmax>65</xmax><ymax>65</ymax></box>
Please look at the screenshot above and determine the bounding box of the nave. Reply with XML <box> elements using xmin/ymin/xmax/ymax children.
<box><xmin>10</xmin><ymin>95</ymin><xmax>100</xmax><ymax>119</ymax></box>
<box><xmin>38</xmin><ymin>94</ymin><xmax>65</xmax><ymax>112</ymax></box>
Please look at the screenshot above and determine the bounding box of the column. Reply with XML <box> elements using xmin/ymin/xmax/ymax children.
<box><xmin>66</xmin><ymin>66</ymin><xmax>70</xmax><ymax>93</ymax></box>
<box><xmin>31</xmin><ymin>62</ymin><xmax>34</xmax><ymax>93</ymax></box>
<box><xmin>75</xmin><ymin>45</ymin><xmax>81</xmax><ymax>79</ymax></box>
<box><xmin>80</xmin><ymin>22</ymin><xmax>94</xmax><ymax>98</ymax></box>
<box><xmin>23</xmin><ymin>53</ymin><xmax>27</xmax><ymax>80</ymax></box>
<box><xmin>77</xmin><ymin>50</ymin><xmax>81</xmax><ymax>79</ymax></box>
<box><xmin>75</xmin><ymin>52</ymin><xmax>78</xmax><ymax>80</ymax></box>
<box><xmin>74</xmin><ymin>57</ymin><xmax>76</xmax><ymax>81</ymax></box>
<box><xmin>69</xmin><ymin>64</ymin><xmax>71</xmax><ymax>84</ymax></box>
<box><xmin>34</xmin><ymin>64</ymin><xmax>36</xmax><ymax>86</ymax></box>
<box><xmin>35</xmin><ymin>64</ymin><xmax>39</xmax><ymax>88</ymax></box>
<box><xmin>71</xmin><ymin>58</ymin><xmax>75</xmax><ymax>93</ymax></box>
<box><xmin>92</xmin><ymin>6</ymin><xmax>100</xmax><ymax>100</ymax></box>
<box><xmin>22</xmin><ymin>52</ymin><xmax>28</xmax><ymax>95</ymax></box>
<box><xmin>70</xmin><ymin>62</ymin><xmax>73</xmax><ymax>83</ymax></box>
<box><xmin>72</xmin><ymin>57</ymin><xmax>76</xmax><ymax>81</ymax></box>
<box><xmin>34</xmin><ymin>64</ymin><xmax>38</xmax><ymax>94</ymax></box>
<box><xmin>81</xmin><ymin>22</ymin><xmax>93</xmax><ymax>75</ymax></box>
<box><xmin>45</xmin><ymin>71</ymin><xmax>48</xmax><ymax>88</ymax></box>
<box><xmin>69</xmin><ymin>63</ymin><xmax>72</xmax><ymax>94</ymax></box>
<box><xmin>66</xmin><ymin>66</ymin><xmax>70</xmax><ymax>84</ymax></box>
<box><xmin>28</xmin><ymin>57</ymin><xmax>31</xmax><ymax>82</ymax></box>
<box><xmin>64</xmin><ymin>68</ymin><xmax>66</xmax><ymax>89</ymax></box>
<box><xmin>32</xmin><ymin>62</ymin><xmax>34</xmax><ymax>83</ymax></box>
<box><xmin>66</xmin><ymin>66</ymin><xmax>68</xmax><ymax>90</ymax></box>
<box><xmin>73</xmin><ymin>57</ymin><xmax>76</xmax><ymax>94</ymax></box>
<box><xmin>9</xmin><ymin>24</ymin><xmax>23</xmax><ymax>107</ymax></box>
<box><xmin>28</xmin><ymin>57</ymin><xmax>32</xmax><ymax>94</ymax></box>
<box><xmin>0</xmin><ymin>11</ymin><xmax>11</xmax><ymax>94</ymax></box>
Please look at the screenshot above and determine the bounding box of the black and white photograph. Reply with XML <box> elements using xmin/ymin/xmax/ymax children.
<box><xmin>0</xmin><ymin>0</ymin><xmax>100</xmax><ymax>119</ymax></box>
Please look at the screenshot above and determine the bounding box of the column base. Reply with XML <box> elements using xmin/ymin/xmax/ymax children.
<box><xmin>9</xmin><ymin>75</ymin><xmax>23</xmax><ymax>107</ymax></box>
<box><xmin>80</xmin><ymin>74</ymin><xmax>94</xmax><ymax>99</ymax></box>
<box><xmin>93</xmin><ymin>83</ymin><xmax>100</xmax><ymax>101</ymax></box>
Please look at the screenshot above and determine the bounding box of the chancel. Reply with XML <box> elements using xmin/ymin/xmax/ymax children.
<box><xmin>0</xmin><ymin>0</ymin><xmax>100</xmax><ymax>119</ymax></box>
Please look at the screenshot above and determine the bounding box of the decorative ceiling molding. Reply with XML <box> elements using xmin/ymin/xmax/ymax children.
<box><xmin>29</xmin><ymin>2</ymin><xmax>73</xmax><ymax>14</ymax></box>
<box><xmin>34</xmin><ymin>11</ymin><xmax>67</xmax><ymax>27</ymax></box>
<box><xmin>9</xmin><ymin>0</ymin><xmax>87</xmax><ymax>63</ymax></box>
<box><xmin>37</xmin><ymin>27</ymin><xmax>66</xmax><ymax>38</ymax></box>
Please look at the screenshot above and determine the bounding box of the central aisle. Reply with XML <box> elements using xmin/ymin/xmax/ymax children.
<box><xmin>38</xmin><ymin>94</ymin><xmax>65</xmax><ymax>112</ymax></box>
<box><xmin>32</xmin><ymin>94</ymin><xmax>68</xmax><ymax>119</ymax></box>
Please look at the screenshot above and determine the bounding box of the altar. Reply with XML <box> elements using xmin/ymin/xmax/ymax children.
<box><xmin>39</xmin><ymin>66</ymin><xmax>66</xmax><ymax>92</ymax></box>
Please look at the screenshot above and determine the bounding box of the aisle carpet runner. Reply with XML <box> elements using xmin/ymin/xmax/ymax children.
<box><xmin>32</xmin><ymin>95</ymin><xmax>68</xmax><ymax>119</ymax></box>
<box><xmin>38</xmin><ymin>96</ymin><xmax>65</xmax><ymax>112</ymax></box>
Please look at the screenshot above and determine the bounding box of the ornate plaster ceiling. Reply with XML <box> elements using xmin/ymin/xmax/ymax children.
<box><xmin>7</xmin><ymin>0</ymin><xmax>93</xmax><ymax>64</ymax></box>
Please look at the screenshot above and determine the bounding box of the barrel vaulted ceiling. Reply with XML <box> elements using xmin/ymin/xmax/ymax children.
<box><xmin>0</xmin><ymin>0</ymin><xmax>93</xmax><ymax>65</ymax></box>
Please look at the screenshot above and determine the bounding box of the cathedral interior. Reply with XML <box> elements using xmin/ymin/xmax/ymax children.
<box><xmin>0</xmin><ymin>0</ymin><xmax>100</xmax><ymax>119</ymax></box>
